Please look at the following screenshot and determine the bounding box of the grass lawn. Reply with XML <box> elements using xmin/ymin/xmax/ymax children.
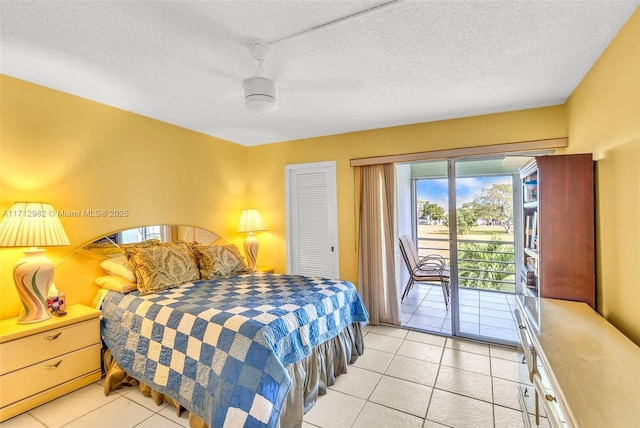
<box><xmin>416</xmin><ymin>224</ymin><xmax>516</xmax><ymax>293</ymax></box>
<box><xmin>418</xmin><ymin>224</ymin><xmax>513</xmax><ymax>242</ymax></box>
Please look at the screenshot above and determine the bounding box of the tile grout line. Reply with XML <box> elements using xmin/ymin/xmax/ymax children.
<box><xmin>345</xmin><ymin>329</ymin><xmax>525</xmax><ymax>427</ymax></box>
<box><xmin>371</xmin><ymin>328</ymin><xmax>526</xmax><ymax>422</ymax></box>
<box><xmin>347</xmin><ymin>326</ymin><xmax>409</xmax><ymax>428</ymax></box>
<box><xmin>353</xmin><ymin>329</ymin><xmax>438</xmax><ymax>427</ymax></box>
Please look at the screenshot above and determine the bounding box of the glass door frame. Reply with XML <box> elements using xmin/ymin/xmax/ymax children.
<box><xmin>446</xmin><ymin>157</ymin><xmax>522</xmax><ymax>344</ymax></box>
<box><xmin>447</xmin><ymin>160</ymin><xmax>461</xmax><ymax>336</ymax></box>
<box><xmin>401</xmin><ymin>150</ymin><xmax>552</xmax><ymax>344</ymax></box>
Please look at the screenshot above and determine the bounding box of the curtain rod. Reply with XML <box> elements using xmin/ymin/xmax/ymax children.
<box><xmin>349</xmin><ymin>137</ymin><xmax>568</xmax><ymax>167</ymax></box>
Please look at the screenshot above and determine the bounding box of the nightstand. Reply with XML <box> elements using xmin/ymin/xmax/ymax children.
<box><xmin>257</xmin><ymin>266</ymin><xmax>274</xmax><ymax>273</ymax></box>
<box><xmin>0</xmin><ymin>304</ymin><xmax>102</xmax><ymax>422</ymax></box>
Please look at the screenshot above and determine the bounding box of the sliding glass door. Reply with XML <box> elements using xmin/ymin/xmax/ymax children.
<box><xmin>398</xmin><ymin>156</ymin><xmax>522</xmax><ymax>345</ymax></box>
<box><xmin>452</xmin><ymin>158</ymin><xmax>519</xmax><ymax>343</ymax></box>
<box><xmin>399</xmin><ymin>160</ymin><xmax>452</xmax><ymax>333</ymax></box>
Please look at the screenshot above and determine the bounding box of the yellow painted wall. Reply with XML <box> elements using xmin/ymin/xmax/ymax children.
<box><xmin>563</xmin><ymin>8</ymin><xmax>640</xmax><ymax>344</ymax></box>
<box><xmin>0</xmin><ymin>75</ymin><xmax>249</xmax><ymax>319</ymax></box>
<box><xmin>247</xmin><ymin>106</ymin><xmax>567</xmax><ymax>285</ymax></box>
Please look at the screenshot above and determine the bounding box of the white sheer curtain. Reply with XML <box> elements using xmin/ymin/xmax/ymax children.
<box><xmin>355</xmin><ymin>164</ymin><xmax>400</xmax><ymax>326</ymax></box>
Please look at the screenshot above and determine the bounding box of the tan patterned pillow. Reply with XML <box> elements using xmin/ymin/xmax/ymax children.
<box><xmin>124</xmin><ymin>243</ymin><xmax>200</xmax><ymax>295</ymax></box>
<box><xmin>192</xmin><ymin>244</ymin><xmax>248</xmax><ymax>279</ymax></box>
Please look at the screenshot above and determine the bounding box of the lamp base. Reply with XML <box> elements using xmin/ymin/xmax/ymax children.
<box><xmin>243</xmin><ymin>233</ymin><xmax>260</xmax><ymax>272</ymax></box>
<box><xmin>14</xmin><ymin>248</ymin><xmax>54</xmax><ymax>324</ymax></box>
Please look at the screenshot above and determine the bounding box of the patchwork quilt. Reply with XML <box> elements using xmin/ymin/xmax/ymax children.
<box><xmin>100</xmin><ymin>272</ymin><xmax>369</xmax><ymax>427</ymax></box>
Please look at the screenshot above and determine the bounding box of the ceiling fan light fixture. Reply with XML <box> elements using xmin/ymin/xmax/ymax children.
<box><xmin>243</xmin><ymin>76</ymin><xmax>278</xmax><ymax>113</ymax></box>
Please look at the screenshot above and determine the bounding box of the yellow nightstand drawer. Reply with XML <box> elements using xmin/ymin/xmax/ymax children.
<box><xmin>0</xmin><ymin>343</ymin><xmax>101</xmax><ymax>408</ymax></box>
<box><xmin>0</xmin><ymin>319</ymin><xmax>100</xmax><ymax>375</ymax></box>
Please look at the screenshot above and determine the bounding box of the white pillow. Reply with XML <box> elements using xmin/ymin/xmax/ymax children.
<box><xmin>99</xmin><ymin>256</ymin><xmax>137</xmax><ymax>282</ymax></box>
<box><xmin>94</xmin><ymin>275</ymin><xmax>138</xmax><ymax>293</ymax></box>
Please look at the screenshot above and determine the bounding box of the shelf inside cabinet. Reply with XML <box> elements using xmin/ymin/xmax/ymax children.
<box><xmin>524</xmin><ymin>248</ymin><xmax>539</xmax><ymax>259</ymax></box>
<box><xmin>523</xmin><ymin>201</ymin><xmax>538</xmax><ymax>209</ymax></box>
<box><xmin>522</xmin><ymin>285</ymin><xmax>537</xmax><ymax>298</ymax></box>
<box><xmin>524</xmin><ymin>209</ymin><xmax>539</xmax><ymax>251</ymax></box>
<box><xmin>522</xmin><ymin>167</ymin><xmax>538</xmax><ymax>204</ymax></box>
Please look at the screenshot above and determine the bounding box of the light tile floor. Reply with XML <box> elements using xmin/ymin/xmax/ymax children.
<box><xmin>303</xmin><ymin>325</ymin><xmax>549</xmax><ymax>428</ymax></box>
<box><xmin>401</xmin><ymin>283</ymin><xmax>520</xmax><ymax>343</ymax></box>
<box><xmin>1</xmin><ymin>325</ymin><xmax>548</xmax><ymax>428</ymax></box>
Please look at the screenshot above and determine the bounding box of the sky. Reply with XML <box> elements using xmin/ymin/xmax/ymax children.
<box><xmin>416</xmin><ymin>176</ymin><xmax>511</xmax><ymax>208</ymax></box>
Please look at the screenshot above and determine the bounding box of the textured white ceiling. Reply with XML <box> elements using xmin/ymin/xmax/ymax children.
<box><xmin>1</xmin><ymin>1</ymin><xmax>638</xmax><ymax>146</ymax></box>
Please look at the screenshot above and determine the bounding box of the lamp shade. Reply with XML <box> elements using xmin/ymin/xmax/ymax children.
<box><xmin>237</xmin><ymin>209</ymin><xmax>267</xmax><ymax>233</ymax></box>
<box><xmin>0</xmin><ymin>202</ymin><xmax>70</xmax><ymax>247</ymax></box>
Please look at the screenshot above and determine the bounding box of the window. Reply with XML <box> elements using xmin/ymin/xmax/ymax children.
<box><xmin>119</xmin><ymin>225</ymin><xmax>170</xmax><ymax>243</ymax></box>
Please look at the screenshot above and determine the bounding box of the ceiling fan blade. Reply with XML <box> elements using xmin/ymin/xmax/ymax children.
<box><xmin>207</xmin><ymin>65</ymin><xmax>239</xmax><ymax>83</ymax></box>
<box><xmin>268</xmin><ymin>51</ymin><xmax>363</xmax><ymax>94</ymax></box>
<box><xmin>279</xmin><ymin>77</ymin><xmax>363</xmax><ymax>94</ymax></box>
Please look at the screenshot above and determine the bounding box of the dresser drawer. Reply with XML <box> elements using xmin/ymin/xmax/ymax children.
<box><xmin>0</xmin><ymin>343</ymin><xmax>101</xmax><ymax>408</ymax></box>
<box><xmin>532</xmin><ymin>369</ymin><xmax>568</xmax><ymax>427</ymax></box>
<box><xmin>0</xmin><ymin>319</ymin><xmax>100</xmax><ymax>375</ymax></box>
<box><xmin>514</xmin><ymin>308</ymin><xmax>535</xmax><ymax>381</ymax></box>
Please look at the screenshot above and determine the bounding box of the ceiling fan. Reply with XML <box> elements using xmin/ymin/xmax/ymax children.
<box><xmin>239</xmin><ymin>38</ymin><xmax>356</xmax><ymax>115</ymax></box>
<box><xmin>233</xmin><ymin>0</ymin><xmax>404</xmax><ymax>114</ymax></box>
<box><xmin>242</xmin><ymin>40</ymin><xmax>278</xmax><ymax>113</ymax></box>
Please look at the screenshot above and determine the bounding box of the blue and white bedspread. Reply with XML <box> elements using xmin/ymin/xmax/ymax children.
<box><xmin>100</xmin><ymin>272</ymin><xmax>369</xmax><ymax>428</ymax></box>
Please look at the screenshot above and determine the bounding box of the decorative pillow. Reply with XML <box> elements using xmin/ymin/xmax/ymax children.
<box><xmin>124</xmin><ymin>243</ymin><xmax>200</xmax><ymax>295</ymax></box>
<box><xmin>87</xmin><ymin>239</ymin><xmax>161</xmax><ymax>256</ymax></box>
<box><xmin>99</xmin><ymin>256</ymin><xmax>137</xmax><ymax>282</ymax></box>
<box><xmin>92</xmin><ymin>288</ymin><xmax>109</xmax><ymax>310</ymax></box>
<box><xmin>94</xmin><ymin>275</ymin><xmax>138</xmax><ymax>293</ymax></box>
<box><xmin>192</xmin><ymin>244</ymin><xmax>249</xmax><ymax>279</ymax></box>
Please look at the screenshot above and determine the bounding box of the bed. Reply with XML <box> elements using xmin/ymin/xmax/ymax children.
<box><xmin>92</xmin><ymin>238</ymin><xmax>368</xmax><ymax>428</ymax></box>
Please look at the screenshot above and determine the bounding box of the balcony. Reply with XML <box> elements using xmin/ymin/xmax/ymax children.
<box><xmin>400</xmin><ymin>283</ymin><xmax>520</xmax><ymax>343</ymax></box>
<box><xmin>400</xmin><ymin>235</ymin><xmax>520</xmax><ymax>344</ymax></box>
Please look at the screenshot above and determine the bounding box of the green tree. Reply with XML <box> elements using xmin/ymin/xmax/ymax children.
<box><xmin>458</xmin><ymin>236</ymin><xmax>515</xmax><ymax>291</ymax></box>
<box><xmin>456</xmin><ymin>202</ymin><xmax>479</xmax><ymax>234</ymax></box>
<box><xmin>418</xmin><ymin>200</ymin><xmax>446</xmax><ymax>224</ymax></box>
<box><xmin>474</xmin><ymin>184</ymin><xmax>513</xmax><ymax>232</ymax></box>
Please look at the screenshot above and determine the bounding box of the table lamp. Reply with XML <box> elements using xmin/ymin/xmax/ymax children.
<box><xmin>237</xmin><ymin>209</ymin><xmax>267</xmax><ymax>271</ymax></box>
<box><xmin>0</xmin><ymin>202</ymin><xmax>70</xmax><ymax>324</ymax></box>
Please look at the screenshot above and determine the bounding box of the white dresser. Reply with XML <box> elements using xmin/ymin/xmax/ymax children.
<box><xmin>515</xmin><ymin>296</ymin><xmax>640</xmax><ymax>427</ymax></box>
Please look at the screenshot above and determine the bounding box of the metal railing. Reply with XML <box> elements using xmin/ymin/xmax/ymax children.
<box><xmin>417</xmin><ymin>237</ymin><xmax>516</xmax><ymax>293</ymax></box>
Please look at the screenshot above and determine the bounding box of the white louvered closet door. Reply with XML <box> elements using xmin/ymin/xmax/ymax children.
<box><xmin>285</xmin><ymin>161</ymin><xmax>339</xmax><ymax>278</ymax></box>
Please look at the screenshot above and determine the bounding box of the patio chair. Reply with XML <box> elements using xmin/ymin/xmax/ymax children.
<box><xmin>399</xmin><ymin>235</ymin><xmax>451</xmax><ymax>307</ymax></box>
